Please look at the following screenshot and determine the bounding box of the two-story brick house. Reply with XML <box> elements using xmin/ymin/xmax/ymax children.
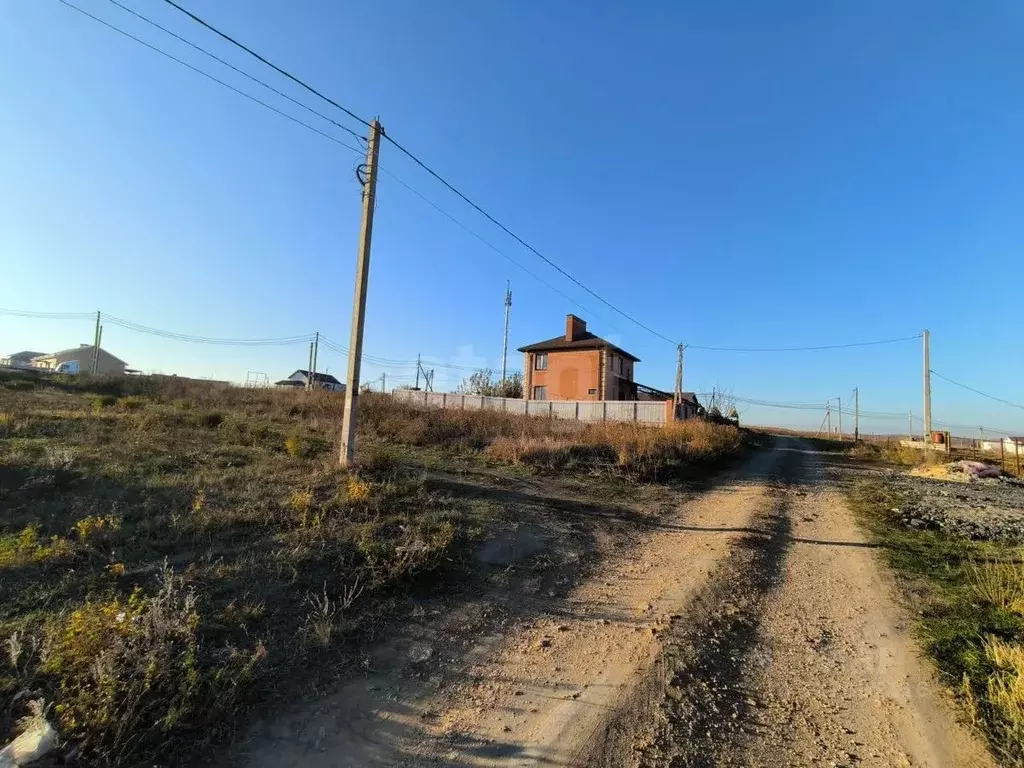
<box><xmin>519</xmin><ymin>315</ymin><xmax>640</xmax><ymax>401</ymax></box>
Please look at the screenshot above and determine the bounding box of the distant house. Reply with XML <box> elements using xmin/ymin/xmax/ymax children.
<box><xmin>1</xmin><ymin>350</ymin><xmax>46</xmax><ymax>369</ymax></box>
<box><xmin>636</xmin><ymin>384</ymin><xmax>703</xmax><ymax>420</ymax></box>
<box><xmin>519</xmin><ymin>314</ymin><xmax>641</xmax><ymax>401</ymax></box>
<box><xmin>983</xmin><ymin>436</ymin><xmax>1024</xmax><ymax>454</ymax></box>
<box><xmin>274</xmin><ymin>370</ymin><xmax>345</xmax><ymax>392</ymax></box>
<box><xmin>30</xmin><ymin>345</ymin><xmax>128</xmax><ymax>375</ymax></box>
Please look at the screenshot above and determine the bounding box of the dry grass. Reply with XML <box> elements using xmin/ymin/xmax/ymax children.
<box><xmin>486</xmin><ymin>420</ymin><xmax>741</xmax><ymax>480</ymax></box>
<box><xmin>0</xmin><ymin>372</ymin><xmax>744</xmax><ymax>764</ymax></box>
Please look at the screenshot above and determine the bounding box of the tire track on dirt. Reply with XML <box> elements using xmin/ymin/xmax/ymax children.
<box><xmin>592</xmin><ymin>439</ymin><xmax>801</xmax><ymax>767</ymax></box>
<box><xmin>240</xmin><ymin>441</ymin><xmax>786</xmax><ymax>766</ymax></box>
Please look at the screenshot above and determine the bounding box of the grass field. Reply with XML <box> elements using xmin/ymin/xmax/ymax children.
<box><xmin>0</xmin><ymin>371</ymin><xmax>742</xmax><ymax>765</ymax></box>
<box><xmin>849</xmin><ymin>480</ymin><xmax>1024</xmax><ymax>764</ymax></box>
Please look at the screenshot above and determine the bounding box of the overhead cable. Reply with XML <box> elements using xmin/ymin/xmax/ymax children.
<box><xmin>930</xmin><ymin>370</ymin><xmax>1024</xmax><ymax>411</ymax></box>
<box><xmin>55</xmin><ymin>0</ymin><xmax>362</xmax><ymax>153</ymax></box>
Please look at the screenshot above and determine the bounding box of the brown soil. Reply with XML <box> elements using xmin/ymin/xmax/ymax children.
<box><xmin>238</xmin><ymin>439</ymin><xmax>992</xmax><ymax>767</ymax></box>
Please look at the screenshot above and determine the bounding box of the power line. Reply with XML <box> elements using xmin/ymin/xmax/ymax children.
<box><xmin>930</xmin><ymin>369</ymin><xmax>1024</xmax><ymax>412</ymax></box>
<box><xmin>62</xmin><ymin>1</ymin><xmax>925</xmax><ymax>357</ymax></box>
<box><xmin>104</xmin><ymin>0</ymin><xmax>365</xmax><ymax>143</ymax></box>
<box><xmin>686</xmin><ymin>335</ymin><xmax>922</xmax><ymax>353</ymax></box>
<box><xmin>103</xmin><ymin>314</ymin><xmax>311</xmax><ymax>346</ymax></box>
<box><xmin>161</xmin><ymin>0</ymin><xmax>371</xmax><ymax>129</ymax></box>
<box><xmin>0</xmin><ymin>309</ymin><xmax>95</xmax><ymax>320</ymax></box>
<box><xmin>378</xmin><ymin>168</ymin><xmax>626</xmax><ymax>338</ymax></box>
<box><xmin>159</xmin><ymin>0</ymin><xmax>675</xmax><ymax>346</ymax></box>
<box><xmin>55</xmin><ymin>0</ymin><xmax>363</xmax><ymax>154</ymax></box>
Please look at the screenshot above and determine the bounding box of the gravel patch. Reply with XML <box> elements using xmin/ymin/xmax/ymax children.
<box><xmin>885</xmin><ymin>472</ymin><xmax>1024</xmax><ymax>542</ymax></box>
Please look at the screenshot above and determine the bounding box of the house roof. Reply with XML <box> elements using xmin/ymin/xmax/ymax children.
<box><xmin>517</xmin><ymin>332</ymin><xmax>641</xmax><ymax>362</ymax></box>
<box><xmin>32</xmin><ymin>345</ymin><xmax>128</xmax><ymax>366</ymax></box>
<box><xmin>289</xmin><ymin>370</ymin><xmax>343</xmax><ymax>386</ymax></box>
<box><xmin>2</xmin><ymin>351</ymin><xmax>45</xmax><ymax>364</ymax></box>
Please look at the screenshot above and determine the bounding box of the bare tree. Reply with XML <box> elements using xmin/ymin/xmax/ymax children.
<box><xmin>458</xmin><ymin>369</ymin><xmax>523</xmax><ymax>398</ymax></box>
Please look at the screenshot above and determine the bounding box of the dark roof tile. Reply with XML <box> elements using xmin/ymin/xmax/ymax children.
<box><xmin>517</xmin><ymin>332</ymin><xmax>640</xmax><ymax>362</ymax></box>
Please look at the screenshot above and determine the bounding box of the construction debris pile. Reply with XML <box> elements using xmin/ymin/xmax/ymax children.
<box><xmin>889</xmin><ymin>464</ymin><xmax>1024</xmax><ymax>542</ymax></box>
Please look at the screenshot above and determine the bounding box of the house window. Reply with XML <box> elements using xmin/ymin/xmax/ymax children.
<box><xmin>587</xmin><ymin>388</ymin><xmax>597</xmax><ymax>395</ymax></box>
<box><xmin>618</xmin><ymin>391</ymin><xmax>626</xmax><ymax>400</ymax></box>
<box><xmin>613</xmin><ymin>356</ymin><xmax>621</xmax><ymax>373</ymax></box>
<box><xmin>535</xmin><ymin>353</ymin><xmax>548</xmax><ymax>371</ymax></box>
<box><xmin>533</xmin><ymin>385</ymin><xmax>548</xmax><ymax>400</ymax></box>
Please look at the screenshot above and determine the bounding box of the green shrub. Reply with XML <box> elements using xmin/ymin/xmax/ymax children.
<box><xmin>88</xmin><ymin>394</ymin><xmax>117</xmax><ymax>413</ymax></box>
<box><xmin>116</xmin><ymin>396</ymin><xmax>147</xmax><ymax>411</ymax></box>
<box><xmin>43</xmin><ymin>567</ymin><xmax>265</xmax><ymax>763</ymax></box>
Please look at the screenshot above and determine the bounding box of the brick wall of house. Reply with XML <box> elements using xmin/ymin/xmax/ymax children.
<box><xmin>524</xmin><ymin>349</ymin><xmax>603</xmax><ymax>400</ymax></box>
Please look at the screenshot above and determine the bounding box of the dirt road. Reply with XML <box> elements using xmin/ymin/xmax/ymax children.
<box><xmin>240</xmin><ymin>439</ymin><xmax>993</xmax><ymax>767</ymax></box>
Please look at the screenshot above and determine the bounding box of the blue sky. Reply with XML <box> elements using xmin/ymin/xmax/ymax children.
<box><xmin>1</xmin><ymin>0</ymin><xmax>1022</xmax><ymax>434</ymax></box>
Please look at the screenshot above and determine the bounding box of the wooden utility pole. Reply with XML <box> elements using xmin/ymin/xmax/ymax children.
<box><xmin>90</xmin><ymin>311</ymin><xmax>101</xmax><ymax>375</ymax></box>
<box><xmin>340</xmin><ymin>118</ymin><xmax>383</xmax><ymax>467</ymax></box>
<box><xmin>923</xmin><ymin>329</ymin><xmax>932</xmax><ymax>439</ymax></box>
<box><xmin>854</xmin><ymin>387</ymin><xmax>860</xmax><ymax>442</ymax></box>
<box><xmin>501</xmin><ymin>281</ymin><xmax>511</xmax><ymax>392</ymax></box>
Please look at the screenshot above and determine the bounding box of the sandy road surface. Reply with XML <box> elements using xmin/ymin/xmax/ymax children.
<box><xmin>240</xmin><ymin>439</ymin><xmax>991</xmax><ymax>767</ymax></box>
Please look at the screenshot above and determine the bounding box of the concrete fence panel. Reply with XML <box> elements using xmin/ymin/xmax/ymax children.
<box><xmin>392</xmin><ymin>389</ymin><xmax>669</xmax><ymax>425</ymax></box>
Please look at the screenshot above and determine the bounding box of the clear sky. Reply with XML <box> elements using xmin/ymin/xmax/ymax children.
<box><xmin>2</xmin><ymin>0</ymin><xmax>1022</xmax><ymax>434</ymax></box>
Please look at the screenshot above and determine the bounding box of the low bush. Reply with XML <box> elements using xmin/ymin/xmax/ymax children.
<box><xmin>43</xmin><ymin>566</ymin><xmax>265</xmax><ymax>762</ymax></box>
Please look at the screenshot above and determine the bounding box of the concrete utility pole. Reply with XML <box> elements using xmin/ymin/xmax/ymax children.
<box><xmin>836</xmin><ymin>397</ymin><xmax>843</xmax><ymax>441</ymax></box>
<box><xmin>415</xmin><ymin>353</ymin><xmax>421</xmax><ymax>390</ymax></box>
<box><xmin>826</xmin><ymin>401</ymin><xmax>832</xmax><ymax>438</ymax></box>
<box><xmin>854</xmin><ymin>387</ymin><xmax>860</xmax><ymax>442</ymax></box>
<box><xmin>673</xmin><ymin>344</ymin><xmax>685</xmax><ymax>409</ymax></box>
<box><xmin>381</xmin><ymin>372</ymin><xmax>386</xmax><ymax>393</ymax></box>
<box><xmin>311</xmin><ymin>331</ymin><xmax>319</xmax><ymax>385</ymax></box>
<box><xmin>340</xmin><ymin>118</ymin><xmax>383</xmax><ymax>467</ymax></box>
<box><xmin>306</xmin><ymin>341</ymin><xmax>314</xmax><ymax>390</ymax></box>
<box><xmin>909</xmin><ymin>411</ymin><xmax>913</xmax><ymax>441</ymax></box>
<box><xmin>90</xmin><ymin>310</ymin><xmax>101</xmax><ymax>375</ymax></box>
<box><xmin>923</xmin><ymin>329</ymin><xmax>932</xmax><ymax>439</ymax></box>
<box><xmin>501</xmin><ymin>281</ymin><xmax>511</xmax><ymax>392</ymax></box>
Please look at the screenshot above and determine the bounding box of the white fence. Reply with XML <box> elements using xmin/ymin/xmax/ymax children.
<box><xmin>393</xmin><ymin>389</ymin><xmax>670</xmax><ymax>425</ymax></box>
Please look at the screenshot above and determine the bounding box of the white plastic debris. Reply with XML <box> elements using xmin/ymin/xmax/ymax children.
<box><xmin>0</xmin><ymin>701</ymin><xmax>58</xmax><ymax>767</ymax></box>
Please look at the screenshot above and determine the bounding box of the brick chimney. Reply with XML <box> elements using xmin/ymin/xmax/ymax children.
<box><xmin>565</xmin><ymin>314</ymin><xmax>587</xmax><ymax>342</ymax></box>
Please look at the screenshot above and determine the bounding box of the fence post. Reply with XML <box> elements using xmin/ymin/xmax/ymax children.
<box><xmin>1017</xmin><ymin>441</ymin><xmax>1021</xmax><ymax>478</ymax></box>
<box><xmin>633</xmin><ymin>401</ymin><xmax>638</xmax><ymax>422</ymax></box>
<box><xmin>575</xmin><ymin>401</ymin><xmax>579</xmax><ymax>420</ymax></box>
<box><xmin>549</xmin><ymin>402</ymin><xmax>554</xmax><ymax>419</ymax></box>
<box><xmin>602</xmin><ymin>402</ymin><xmax>607</xmax><ymax>422</ymax></box>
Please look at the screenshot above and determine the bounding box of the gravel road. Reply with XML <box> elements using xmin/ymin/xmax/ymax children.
<box><xmin>240</xmin><ymin>439</ymin><xmax>992</xmax><ymax>767</ymax></box>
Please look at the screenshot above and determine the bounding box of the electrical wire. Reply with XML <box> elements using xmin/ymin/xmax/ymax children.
<box><xmin>378</xmin><ymin>168</ymin><xmax>626</xmax><ymax>338</ymax></box>
<box><xmin>0</xmin><ymin>309</ymin><xmax>96</xmax><ymax>320</ymax></box>
<box><xmin>103</xmin><ymin>314</ymin><xmax>311</xmax><ymax>346</ymax></box>
<box><xmin>930</xmin><ymin>370</ymin><xmax>1024</xmax><ymax>412</ymax></box>
<box><xmin>73</xmin><ymin>0</ymin><xmax>925</xmax><ymax>356</ymax></box>
<box><xmin>686</xmin><ymin>335</ymin><xmax>923</xmax><ymax>353</ymax></box>
<box><xmin>160</xmin><ymin>0</ymin><xmax>676</xmax><ymax>346</ymax></box>
<box><xmin>55</xmin><ymin>0</ymin><xmax>363</xmax><ymax>154</ymax></box>
<box><xmin>161</xmin><ymin>0</ymin><xmax>371</xmax><ymax>129</ymax></box>
<box><xmin>104</xmin><ymin>0</ymin><xmax>365</xmax><ymax>143</ymax></box>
